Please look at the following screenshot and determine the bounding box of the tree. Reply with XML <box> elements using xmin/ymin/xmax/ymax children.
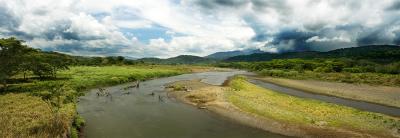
<box><xmin>90</xmin><ymin>57</ymin><xmax>103</xmax><ymax>66</ymax></box>
<box><xmin>116</xmin><ymin>56</ymin><xmax>125</xmax><ymax>64</ymax></box>
<box><xmin>0</xmin><ymin>37</ymin><xmax>33</xmax><ymax>89</ymax></box>
<box><xmin>28</xmin><ymin>52</ymin><xmax>70</xmax><ymax>79</ymax></box>
<box><xmin>105</xmin><ymin>56</ymin><xmax>116</xmax><ymax>64</ymax></box>
<box><xmin>31</xmin><ymin>62</ymin><xmax>53</xmax><ymax>79</ymax></box>
<box><xmin>44</xmin><ymin>53</ymin><xmax>70</xmax><ymax>78</ymax></box>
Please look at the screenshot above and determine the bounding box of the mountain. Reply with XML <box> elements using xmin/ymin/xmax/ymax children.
<box><xmin>137</xmin><ymin>55</ymin><xmax>216</xmax><ymax>64</ymax></box>
<box><xmin>226</xmin><ymin>45</ymin><xmax>400</xmax><ymax>63</ymax></box>
<box><xmin>164</xmin><ymin>55</ymin><xmax>216</xmax><ymax>64</ymax></box>
<box><xmin>206</xmin><ymin>49</ymin><xmax>264</xmax><ymax>60</ymax></box>
<box><xmin>136</xmin><ymin>57</ymin><xmax>163</xmax><ymax>63</ymax></box>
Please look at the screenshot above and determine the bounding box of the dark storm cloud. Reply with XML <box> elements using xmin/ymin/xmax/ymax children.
<box><xmin>195</xmin><ymin>0</ymin><xmax>248</xmax><ymax>9</ymax></box>
<box><xmin>0</xmin><ymin>5</ymin><xmax>34</xmax><ymax>40</ymax></box>
<box><xmin>42</xmin><ymin>20</ymin><xmax>106</xmax><ymax>41</ymax></box>
<box><xmin>194</xmin><ymin>0</ymin><xmax>290</xmax><ymax>14</ymax></box>
<box><xmin>0</xmin><ymin>4</ymin><xmax>122</xmax><ymax>57</ymax></box>
<box><xmin>0</xmin><ymin>6</ymin><xmax>19</xmax><ymax>29</ymax></box>
<box><xmin>357</xmin><ymin>30</ymin><xmax>388</xmax><ymax>45</ymax></box>
<box><xmin>40</xmin><ymin>40</ymin><xmax>131</xmax><ymax>56</ymax></box>
<box><xmin>357</xmin><ymin>29</ymin><xmax>400</xmax><ymax>46</ymax></box>
<box><xmin>250</xmin><ymin>0</ymin><xmax>290</xmax><ymax>15</ymax></box>
<box><xmin>42</xmin><ymin>20</ymin><xmax>80</xmax><ymax>40</ymax></box>
<box><xmin>387</xmin><ymin>1</ymin><xmax>400</xmax><ymax>11</ymax></box>
<box><xmin>356</xmin><ymin>19</ymin><xmax>400</xmax><ymax>45</ymax></box>
<box><xmin>269</xmin><ymin>29</ymin><xmax>316</xmax><ymax>52</ymax></box>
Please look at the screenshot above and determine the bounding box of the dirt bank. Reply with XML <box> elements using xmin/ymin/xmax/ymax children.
<box><xmin>165</xmin><ymin>79</ymin><xmax>398</xmax><ymax>138</ymax></box>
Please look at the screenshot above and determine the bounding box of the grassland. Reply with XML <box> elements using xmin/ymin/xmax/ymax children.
<box><xmin>0</xmin><ymin>93</ymin><xmax>76</xmax><ymax>137</ymax></box>
<box><xmin>258</xmin><ymin>69</ymin><xmax>400</xmax><ymax>86</ymax></box>
<box><xmin>254</xmin><ymin>77</ymin><xmax>400</xmax><ymax>108</ymax></box>
<box><xmin>167</xmin><ymin>76</ymin><xmax>400</xmax><ymax>137</ymax></box>
<box><xmin>227</xmin><ymin>76</ymin><xmax>400</xmax><ymax>137</ymax></box>
<box><xmin>0</xmin><ymin>65</ymin><xmax>198</xmax><ymax>137</ymax></box>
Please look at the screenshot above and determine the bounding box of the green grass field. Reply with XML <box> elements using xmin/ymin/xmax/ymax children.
<box><xmin>226</xmin><ymin>76</ymin><xmax>400</xmax><ymax>137</ymax></box>
<box><xmin>258</xmin><ymin>69</ymin><xmax>400</xmax><ymax>86</ymax></box>
<box><xmin>0</xmin><ymin>65</ymin><xmax>193</xmax><ymax>137</ymax></box>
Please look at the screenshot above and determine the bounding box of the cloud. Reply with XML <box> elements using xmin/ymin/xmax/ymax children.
<box><xmin>0</xmin><ymin>0</ymin><xmax>399</xmax><ymax>58</ymax></box>
<box><xmin>306</xmin><ymin>36</ymin><xmax>351</xmax><ymax>43</ymax></box>
<box><xmin>387</xmin><ymin>1</ymin><xmax>400</xmax><ymax>11</ymax></box>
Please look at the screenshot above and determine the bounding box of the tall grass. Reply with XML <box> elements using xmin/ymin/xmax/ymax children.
<box><xmin>1</xmin><ymin>65</ymin><xmax>192</xmax><ymax>137</ymax></box>
<box><xmin>0</xmin><ymin>93</ymin><xmax>75</xmax><ymax>137</ymax></box>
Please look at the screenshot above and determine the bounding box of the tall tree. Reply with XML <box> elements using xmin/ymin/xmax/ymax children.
<box><xmin>0</xmin><ymin>37</ymin><xmax>33</xmax><ymax>89</ymax></box>
<box><xmin>43</xmin><ymin>52</ymin><xmax>70</xmax><ymax>78</ymax></box>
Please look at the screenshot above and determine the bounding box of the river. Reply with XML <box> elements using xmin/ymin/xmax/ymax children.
<box><xmin>78</xmin><ymin>71</ymin><xmax>400</xmax><ymax>138</ymax></box>
<box><xmin>77</xmin><ymin>71</ymin><xmax>286</xmax><ymax>138</ymax></box>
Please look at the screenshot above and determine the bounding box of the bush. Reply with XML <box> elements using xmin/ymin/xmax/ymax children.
<box><xmin>259</xmin><ymin>69</ymin><xmax>299</xmax><ymax>77</ymax></box>
<box><xmin>70</xmin><ymin>127</ymin><xmax>78</xmax><ymax>138</ymax></box>
<box><xmin>343</xmin><ymin>67</ymin><xmax>363</xmax><ymax>73</ymax></box>
<box><xmin>73</xmin><ymin>115</ymin><xmax>85</xmax><ymax>129</ymax></box>
<box><xmin>375</xmin><ymin>62</ymin><xmax>400</xmax><ymax>74</ymax></box>
<box><xmin>314</xmin><ymin>67</ymin><xmax>334</xmax><ymax>73</ymax></box>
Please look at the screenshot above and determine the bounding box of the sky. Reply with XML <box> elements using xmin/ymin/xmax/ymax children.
<box><xmin>0</xmin><ymin>0</ymin><xmax>399</xmax><ymax>58</ymax></box>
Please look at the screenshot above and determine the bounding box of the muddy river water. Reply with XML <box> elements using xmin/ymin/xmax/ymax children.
<box><xmin>78</xmin><ymin>71</ymin><xmax>400</xmax><ymax>138</ymax></box>
<box><xmin>77</xmin><ymin>71</ymin><xmax>286</xmax><ymax>138</ymax></box>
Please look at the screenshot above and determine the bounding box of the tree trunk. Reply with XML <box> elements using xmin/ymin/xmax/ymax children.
<box><xmin>53</xmin><ymin>67</ymin><xmax>57</xmax><ymax>78</ymax></box>
<box><xmin>1</xmin><ymin>80</ymin><xmax>7</xmax><ymax>92</ymax></box>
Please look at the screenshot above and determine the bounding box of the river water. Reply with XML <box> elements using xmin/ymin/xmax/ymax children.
<box><xmin>77</xmin><ymin>71</ymin><xmax>286</xmax><ymax>138</ymax></box>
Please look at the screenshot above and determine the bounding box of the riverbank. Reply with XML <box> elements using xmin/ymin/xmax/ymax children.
<box><xmin>78</xmin><ymin>70</ymin><xmax>283</xmax><ymax>138</ymax></box>
<box><xmin>251</xmin><ymin>77</ymin><xmax>400</xmax><ymax>108</ymax></box>
<box><xmin>166</xmin><ymin>76</ymin><xmax>400</xmax><ymax>138</ymax></box>
<box><xmin>0</xmin><ymin>65</ymin><xmax>217</xmax><ymax>137</ymax></box>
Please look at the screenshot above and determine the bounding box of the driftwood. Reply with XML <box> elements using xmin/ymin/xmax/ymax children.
<box><xmin>158</xmin><ymin>95</ymin><xmax>164</xmax><ymax>102</ymax></box>
<box><xmin>96</xmin><ymin>88</ymin><xmax>111</xmax><ymax>97</ymax></box>
<box><xmin>123</xmin><ymin>81</ymin><xmax>141</xmax><ymax>90</ymax></box>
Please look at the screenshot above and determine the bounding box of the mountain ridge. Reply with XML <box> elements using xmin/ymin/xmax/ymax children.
<box><xmin>225</xmin><ymin>45</ymin><xmax>400</xmax><ymax>63</ymax></box>
<box><xmin>205</xmin><ymin>49</ymin><xmax>264</xmax><ymax>60</ymax></box>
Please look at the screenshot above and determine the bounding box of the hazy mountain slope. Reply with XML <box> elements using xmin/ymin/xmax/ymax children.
<box><xmin>206</xmin><ymin>49</ymin><xmax>264</xmax><ymax>60</ymax></box>
<box><xmin>137</xmin><ymin>55</ymin><xmax>216</xmax><ymax>64</ymax></box>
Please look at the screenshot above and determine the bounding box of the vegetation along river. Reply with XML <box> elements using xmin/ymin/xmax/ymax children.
<box><xmin>77</xmin><ymin>71</ymin><xmax>287</xmax><ymax>138</ymax></box>
<box><xmin>248</xmin><ymin>79</ymin><xmax>400</xmax><ymax>117</ymax></box>
<box><xmin>78</xmin><ymin>71</ymin><xmax>400</xmax><ymax>137</ymax></box>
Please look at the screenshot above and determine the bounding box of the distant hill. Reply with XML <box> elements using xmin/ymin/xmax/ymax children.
<box><xmin>137</xmin><ymin>55</ymin><xmax>216</xmax><ymax>64</ymax></box>
<box><xmin>226</xmin><ymin>45</ymin><xmax>400</xmax><ymax>63</ymax></box>
<box><xmin>206</xmin><ymin>49</ymin><xmax>264</xmax><ymax>60</ymax></box>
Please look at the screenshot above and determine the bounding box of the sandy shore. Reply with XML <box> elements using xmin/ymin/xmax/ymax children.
<box><xmin>165</xmin><ymin>80</ymin><xmax>393</xmax><ymax>138</ymax></box>
<box><xmin>252</xmin><ymin>77</ymin><xmax>400</xmax><ymax>108</ymax></box>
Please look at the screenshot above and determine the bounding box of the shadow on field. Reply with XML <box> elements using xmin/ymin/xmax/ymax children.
<box><xmin>0</xmin><ymin>77</ymin><xmax>72</xmax><ymax>93</ymax></box>
<box><xmin>7</xmin><ymin>77</ymin><xmax>71</xmax><ymax>84</ymax></box>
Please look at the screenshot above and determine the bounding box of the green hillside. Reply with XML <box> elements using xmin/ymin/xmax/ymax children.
<box><xmin>226</xmin><ymin>45</ymin><xmax>400</xmax><ymax>63</ymax></box>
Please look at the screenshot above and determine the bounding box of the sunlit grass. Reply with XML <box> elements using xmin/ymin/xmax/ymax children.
<box><xmin>259</xmin><ymin>69</ymin><xmax>400</xmax><ymax>86</ymax></box>
<box><xmin>1</xmin><ymin>65</ymin><xmax>193</xmax><ymax>137</ymax></box>
<box><xmin>0</xmin><ymin>93</ymin><xmax>75</xmax><ymax>137</ymax></box>
<box><xmin>227</xmin><ymin>76</ymin><xmax>400</xmax><ymax>135</ymax></box>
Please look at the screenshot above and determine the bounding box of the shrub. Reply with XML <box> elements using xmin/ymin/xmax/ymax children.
<box><xmin>314</xmin><ymin>67</ymin><xmax>334</xmax><ymax>73</ymax></box>
<box><xmin>73</xmin><ymin>115</ymin><xmax>85</xmax><ymax>129</ymax></box>
<box><xmin>259</xmin><ymin>69</ymin><xmax>299</xmax><ymax>77</ymax></box>
<box><xmin>343</xmin><ymin>67</ymin><xmax>363</xmax><ymax>73</ymax></box>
